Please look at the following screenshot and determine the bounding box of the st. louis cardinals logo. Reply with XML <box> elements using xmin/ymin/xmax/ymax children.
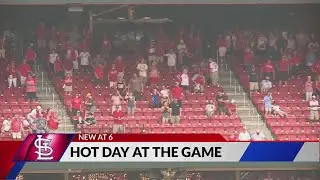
<box><xmin>34</xmin><ymin>135</ymin><xmax>54</xmax><ymax>160</ymax></box>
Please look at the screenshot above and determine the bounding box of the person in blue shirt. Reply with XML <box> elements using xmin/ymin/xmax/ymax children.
<box><xmin>263</xmin><ymin>91</ymin><xmax>272</xmax><ymax>115</ymax></box>
<box><xmin>151</xmin><ymin>89</ymin><xmax>160</xmax><ymax>108</ymax></box>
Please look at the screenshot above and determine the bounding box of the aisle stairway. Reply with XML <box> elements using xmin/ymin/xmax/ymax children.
<box><xmin>34</xmin><ymin>64</ymin><xmax>74</xmax><ymax>133</ymax></box>
<box><xmin>217</xmin><ymin>62</ymin><xmax>273</xmax><ymax>140</ymax></box>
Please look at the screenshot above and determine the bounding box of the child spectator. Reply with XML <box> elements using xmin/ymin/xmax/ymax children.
<box><xmin>161</xmin><ymin>101</ymin><xmax>170</xmax><ymax>124</ymax></box>
<box><xmin>63</xmin><ymin>72</ymin><xmax>72</xmax><ymax>95</ymax></box>
<box><xmin>205</xmin><ymin>100</ymin><xmax>216</xmax><ymax>117</ymax></box>
<box><xmin>125</xmin><ymin>92</ymin><xmax>136</xmax><ymax>116</ymax></box>
<box><xmin>263</xmin><ymin>92</ymin><xmax>273</xmax><ymax>115</ymax></box>
<box><xmin>151</xmin><ymin>89</ymin><xmax>160</xmax><ymax>108</ymax></box>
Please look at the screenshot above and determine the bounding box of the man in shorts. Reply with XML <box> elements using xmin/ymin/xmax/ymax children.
<box><xmin>248</xmin><ymin>66</ymin><xmax>259</xmax><ymax>95</ymax></box>
<box><xmin>263</xmin><ymin>91</ymin><xmax>272</xmax><ymax>115</ymax></box>
<box><xmin>170</xmin><ymin>98</ymin><xmax>181</xmax><ymax>124</ymax></box>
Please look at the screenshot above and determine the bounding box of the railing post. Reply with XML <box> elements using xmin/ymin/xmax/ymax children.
<box><xmin>41</xmin><ymin>72</ymin><xmax>44</xmax><ymax>90</ymax></box>
<box><xmin>243</xmin><ymin>92</ymin><xmax>246</xmax><ymax>108</ymax></box>
<box><xmin>234</xmin><ymin>80</ymin><xmax>236</xmax><ymax>95</ymax></box>
<box><xmin>229</xmin><ymin>71</ymin><xmax>232</xmax><ymax>88</ymax></box>
<box><xmin>53</xmin><ymin>93</ymin><xmax>55</xmax><ymax>110</ymax></box>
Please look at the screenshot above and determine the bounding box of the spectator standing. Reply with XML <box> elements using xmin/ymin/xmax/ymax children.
<box><xmin>93</xmin><ymin>63</ymin><xmax>105</xmax><ymax>87</ymax></box>
<box><xmin>216</xmin><ymin>91</ymin><xmax>227</xmax><ymax>115</ymax></box>
<box><xmin>251</xmin><ymin>130</ymin><xmax>265</xmax><ymax>141</ymax></box>
<box><xmin>137</xmin><ymin>58</ymin><xmax>148</xmax><ymax>85</ymax></box>
<box><xmin>260</xmin><ymin>76</ymin><xmax>272</xmax><ymax>93</ymax></box>
<box><xmin>315</xmin><ymin>77</ymin><xmax>320</xmax><ymax>98</ymax></box>
<box><xmin>161</xmin><ymin>101</ymin><xmax>170</xmax><ymax>124</ymax></box>
<box><xmin>208</xmin><ymin>58</ymin><xmax>219</xmax><ymax>86</ymax></box>
<box><xmin>79</xmin><ymin>49</ymin><xmax>91</xmax><ymax>74</ymax></box>
<box><xmin>49</xmin><ymin>26</ymin><xmax>58</xmax><ymax>50</ymax></box>
<box><xmin>0</xmin><ymin>35</ymin><xmax>5</xmax><ymax>60</ymax></box>
<box><xmin>48</xmin><ymin>50</ymin><xmax>59</xmax><ymax>72</ymax></box>
<box><xmin>244</xmin><ymin>48</ymin><xmax>254</xmax><ymax>71</ymax></box>
<box><xmin>112</xmin><ymin>106</ymin><xmax>125</xmax><ymax>133</ymax></box>
<box><xmin>148</xmin><ymin>41</ymin><xmax>156</xmax><ymax>65</ymax></box>
<box><xmin>277</xmin><ymin>55</ymin><xmax>290</xmax><ymax>86</ymax></box>
<box><xmin>116</xmin><ymin>77</ymin><xmax>127</xmax><ymax>97</ymax></box>
<box><xmin>101</xmin><ymin>34</ymin><xmax>111</xmax><ymax>58</ymax></box>
<box><xmin>238</xmin><ymin>128</ymin><xmax>251</xmax><ymax>141</ymax></box>
<box><xmin>151</xmin><ymin>89</ymin><xmax>160</xmax><ymax>108</ymax></box>
<box><xmin>115</xmin><ymin>56</ymin><xmax>125</xmax><ymax>79</ymax></box>
<box><xmin>205</xmin><ymin>100</ymin><xmax>216</xmax><ymax>117</ymax></box>
<box><xmin>64</xmin><ymin>57</ymin><xmax>73</xmax><ymax>76</ymax></box>
<box><xmin>108</xmin><ymin>64</ymin><xmax>118</xmax><ymax>88</ymax></box>
<box><xmin>85</xmin><ymin>93</ymin><xmax>96</xmax><ymax>114</ymax></box>
<box><xmin>111</xmin><ymin>91</ymin><xmax>123</xmax><ymax>114</ymax></box>
<box><xmin>177</xmin><ymin>39</ymin><xmax>187</xmax><ymax>65</ymax></box>
<box><xmin>128</xmin><ymin>73</ymin><xmax>143</xmax><ymax>101</ymax></box>
<box><xmin>63</xmin><ymin>72</ymin><xmax>72</xmax><ymax>95</ymax></box>
<box><xmin>125</xmin><ymin>92</ymin><xmax>136</xmax><ymax>116</ymax></box>
<box><xmin>170</xmin><ymin>98</ymin><xmax>181</xmax><ymax>124</ymax></box>
<box><xmin>11</xmin><ymin>116</ymin><xmax>23</xmax><ymax>140</ymax></box>
<box><xmin>71</xmin><ymin>94</ymin><xmax>81</xmax><ymax>116</ymax></box>
<box><xmin>305</xmin><ymin>76</ymin><xmax>314</xmax><ymax>101</ymax></box>
<box><xmin>248</xmin><ymin>66</ymin><xmax>259</xmax><ymax>95</ymax></box>
<box><xmin>36</xmin><ymin>22</ymin><xmax>46</xmax><ymax>49</ymax></box>
<box><xmin>18</xmin><ymin>59</ymin><xmax>31</xmax><ymax>87</ymax></box>
<box><xmin>164</xmin><ymin>49</ymin><xmax>177</xmax><ymax>73</ymax></box>
<box><xmin>289</xmin><ymin>51</ymin><xmax>302</xmax><ymax>79</ymax></box>
<box><xmin>66</xmin><ymin>46</ymin><xmax>79</xmax><ymax>74</ymax></box>
<box><xmin>261</xmin><ymin>59</ymin><xmax>275</xmax><ymax>80</ymax></box>
<box><xmin>25</xmin><ymin>46</ymin><xmax>37</xmax><ymax>69</ymax></box>
<box><xmin>72</xmin><ymin>111</ymin><xmax>83</xmax><ymax>129</ymax></box>
<box><xmin>155</xmin><ymin>41</ymin><xmax>164</xmax><ymax>64</ymax></box>
<box><xmin>171</xmin><ymin>82</ymin><xmax>184</xmax><ymax>107</ymax></box>
<box><xmin>149</xmin><ymin>62</ymin><xmax>159</xmax><ymax>87</ymax></box>
<box><xmin>7</xmin><ymin>61</ymin><xmax>18</xmax><ymax>88</ymax></box>
<box><xmin>92</xmin><ymin>54</ymin><xmax>106</xmax><ymax>68</ymax></box>
<box><xmin>192</xmin><ymin>71</ymin><xmax>205</xmax><ymax>93</ymax></box>
<box><xmin>263</xmin><ymin>91</ymin><xmax>272</xmax><ymax>115</ymax></box>
<box><xmin>216</xmin><ymin>34</ymin><xmax>227</xmax><ymax>62</ymax></box>
<box><xmin>180</xmin><ymin>69</ymin><xmax>190</xmax><ymax>92</ymax></box>
<box><xmin>160</xmin><ymin>85</ymin><xmax>170</xmax><ymax>105</ymax></box>
<box><xmin>25</xmin><ymin>73</ymin><xmax>37</xmax><ymax>102</ymax></box>
<box><xmin>311</xmin><ymin>59</ymin><xmax>320</xmax><ymax>81</ymax></box>
<box><xmin>309</xmin><ymin>95</ymin><xmax>319</xmax><ymax>121</ymax></box>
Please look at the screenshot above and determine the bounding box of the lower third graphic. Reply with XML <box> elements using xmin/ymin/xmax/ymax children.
<box><xmin>34</xmin><ymin>135</ymin><xmax>54</xmax><ymax>160</ymax></box>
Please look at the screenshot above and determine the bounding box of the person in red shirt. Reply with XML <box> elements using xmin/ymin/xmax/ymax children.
<box><xmin>18</xmin><ymin>59</ymin><xmax>31</xmax><ymax>86</ymax></box>
<box><xmin>115</xmin><ymin>56</ymin><xmax>125</xmax><ymax>79</ymax></box>
<box><xmin>25</xmin><ymin>73</ymin><xmax>38</xmax><ymax>102</ymax></box>
<box><xmin>112</xmin><ymin>105</ymin><xmax>125</xmax><ymax>133</ymax></box>
<box><xmin>108</xmin><ymin>64</ymin><xmax>118</xmax><ymax>88</ymax></box>
<box><xmin>36</xmin><ymin>22</ymin><xmax>46</xmax><ymax>49</ymax></box>
<box><xmin>64</xmin><ymin>72</ymin><xmax>73</xmax><ymax>95</ymax></box>
<box><xmin>64</xmin><ymin>58</ymin><xmax>73</xmax><ymax>75</ymax></box>
<box><xmin>71</xmin><ymin>94</ymin><xmax>82</xmax><ymax>116</ymax></box>
<box><xmin>94</xmin><ymin>63</ymin><xmax>105</xmax><ymax>87</ymax></box>
<box><xmin>25</xmin><ymin>46</ymin><xmax>37</xmax><ymax>69</ymax></box>
<box><xmin>11</xmin><ymin>115</ymin><xmax>22</xmax><ymax>140</ymax></box>
<box><xmin>192</xmin><ymin>71</ymin><xmax>205</xmax><ymax>93</ymax></box>
<box><xmin>277</xmin><ymin>56</ymin><xmax>290</xmax><ymax>86</ymax></box>
<box><xmin>7</xmin><ymin>61</ymin><xmax>18</xmax><ymax>88</ymax></box>
<box><xmin>244</xmin><ymin>48</ymin><xmax>254</xmax><ymax>71</ymax></box>
<box><xmin>171</xmin><ymin>82</ymin><xmax>184</xmax><ymax>107</ymax></box>
<box><xmin>54</xmin><ymin>57</ymin><xmax>64</xmax><ymax>78</ymax></box>
<box><xmin>260</xmin><ymin>59</ymin><xmax>275</xmax><ymax>80</ymax></box>
<box><xmin>46</xmin><ymin>108</ymin><xmax>59</xmax><ymax>130</ymax></box>
<box><xmin>101</xmin><ymin>34</ymin><xmax>111</xmax><ymax>58</ymax></box>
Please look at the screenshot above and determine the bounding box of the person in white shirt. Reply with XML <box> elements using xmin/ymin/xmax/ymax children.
<box><xmin>205</xmin><ymin>100</ymin><xmax>216</xmax><ymax>117</ymax></box>
<box><xmin>136</xmin><ymin>58</ymin><xmax>148</xmax><ymax>84</ymax></box>
<box><xmin>27</xmin><ymin>106</ymin><xmax>42</xmax><ymax>124</ymax></box>
<box><xmin>177</xmin><ymin>39</ymin><xmax>187</xmax><ymax>65</ymax></box>
<box><xmin>251</xmin><ymin>129</ymin><xmax>265</xmax><ymax>141</ymax></box>
<box><xmin>79</xmin><ymin>51</ymin><xmax>91</xmax><ymax>73</ymax></box>
<box><xmin>238</xmin><ymin>128</ymin><xmax>251</xmax><ymax>141</ymax></box>
<box><xmin>1</xmin><ymin>116</ymin><xmax>11</xmax><ymax>134</ymax></box>
<box><xmin>180</xmin><ymin>69</ymin><xmax>189</xmax><ymax>91</ymax></box>
<box><xmin>164</xmin><ymin>50</ymin><xmax>177</xmax><ymax>72</ymax></box>
<box><xmin>160</xmin><ymin>85</ymin><xmax>170</xmax><ymax>105</ymax></box>
<box><xmin>309</xmin><ymin>95</ymin><xmax>319</xmax><ymax>121</ymax></box>
<box><xmin>148</xmin><ymin>42</ymin><xmax>156</xmax><ymax>65</ymax></box>
<box><xmin>209</xmin><ymin>58</ymin><xmax>219</xmax><ymax>86</ymax></box>
<box><xmin>271</xmin><ymin>101</ymin><xmax>287</xmax><ymax>117</ymax></box>
<box><xmin>67</xmin><ymin>47</ymin><xmax>79</xmax><ymax>72</ymax></box>
<box><xmin>48</xmin><ymin>50</ymin><xmax>59</xmax><ymax>72</ymax></box>
<box><xmin>260</xmin><ymin>76</ymin><xmax>272</xmax><ymax>93</ymax></box>
<box><xmin>111</xmin><ymin>91</ymin><xmax>123</xmax><ymax>114</ymax></box>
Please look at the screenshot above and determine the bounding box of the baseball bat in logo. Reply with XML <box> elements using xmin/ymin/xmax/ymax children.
<box><xmin>34</xmin><ymin>135</ymin><xmax>54</xmax><ymax>161</ymax></box>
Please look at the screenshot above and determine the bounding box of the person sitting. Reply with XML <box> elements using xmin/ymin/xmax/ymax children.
<box><xmin>238</xmin><ymin>128</ymin><xmax>251</xmax><ymax>141</ymax></box>
<box><xmin>271</xmin><ymin>101</ymin><xmax>287</xmax><ymax>117</ymax></box>
<box><xmin>227</xmin><ymin>100</ymin><xmax>237</xmax><ymax>115</ymax></box>
<box><xmin>1</xmin><ymin>116</ymin><xmax>11</xmax><ymax>135</ymax></box>
<box><xmin>205</xmin><ymin>100</ymin><xmax>216</xmax><ymax>117</ymax></box>
<box><xmin>33</xmin><ymin>113</ymin><xmax>47</xmax><ymax>134</ymax></box>
<box><xmin>251</xmin><ymin>129</ymin><xmax>265</xmax><ymax>141</ymax></box>
<box><xmin>46</xmin><ymin>108</ymin><xmax>60</xmax><ymax>131</ymax></box>
<box><xmin>84</xmin><ymin>113</ymin><xmax>96</xmax><ymax>125</ymax></box>
<box><xmin>260</xmin><ymin>76</ymin><xmax>272</xmax><ymax>93</ymax></box>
